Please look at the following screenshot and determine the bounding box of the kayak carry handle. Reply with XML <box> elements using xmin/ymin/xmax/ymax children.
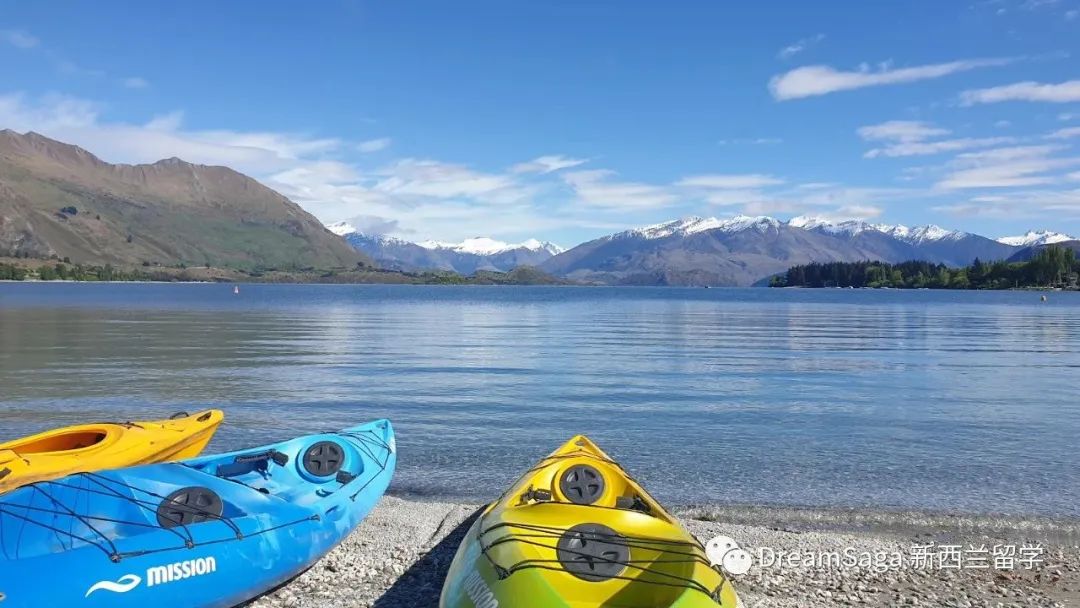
<box><xmin>216</xmin><ymin>450</ymin><xmax>290</xmax><ymax>478</ymax></box>
<box><xmin>234</xmin><ymin>450</ymin><xmax>289</xmax><ymax>466</ymax></box>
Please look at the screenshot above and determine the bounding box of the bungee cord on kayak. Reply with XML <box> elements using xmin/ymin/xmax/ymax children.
<box><xmin>440</xmin><ymin>434</ymin><xmax>742</xmax><ymax>608</ymax></box>
<box><xmin>1</xmin><ymin>427</ymin><xmax>393</xmax><ymax>564</ymax></box>
<box><xmin>0</xmin><ymin>420</ymin><xmax>397</xmax><ymax>608</ymax></box>
<box><xmin>476</xmin><ymin>521</ymin><xmax>728</xmax><ymax>600</ymax></box>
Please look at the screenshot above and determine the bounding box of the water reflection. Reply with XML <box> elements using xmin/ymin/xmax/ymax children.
<box><xmin>1</xmin><ymin>283</ymin><xmax>1078</xmax><ymax>516</ymax></box>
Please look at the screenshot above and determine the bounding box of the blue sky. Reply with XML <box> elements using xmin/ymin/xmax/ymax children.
<box><xmin>2</xmin><ymin>0</ymin><xmax>1080</xmax><ymax>246</ymax></box>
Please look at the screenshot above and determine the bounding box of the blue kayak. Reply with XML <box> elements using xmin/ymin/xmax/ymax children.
<box><xmin>0</xmin><ymin>419</ymin><xmax>396</xmax><ymax>608</ymax></box>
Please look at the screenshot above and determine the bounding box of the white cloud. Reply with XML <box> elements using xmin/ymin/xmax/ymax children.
<box><xmin>717</xmin><ymin>137</ymin><xmax>782</xmax><ymax>145</ymax></box>
<box><xmin>561</xmin><ymin>169</ymin><xmax>677</xmax><ymax>209</ymax></box>
<box><xmin>55</xmin><ymin>59</ymin><xmax>106</xmax><ymax>79</ymax></box>
<box><xmin>857</xmin><ymin>120</ymin><xmax>950</xmax><ymax>143</ymax></box>
<box><xmin>1061</xmin><ymin>112</ymin><xmax>1079</xmax><ymax>121</ymax></box>
<box><xmin>865</xmin><ymin>137</ymin><xmax>1015</xmax><ymax>158</ymax></box>
<box><xmin>935</xmin><ymin>189</ymin><xmax>1080</xmax><ymax>218</ymax></box>
<box><xmin>0</xmin><ymin>92</ymin><xmax>341</xmax><ymax>173</ymax></box>
<box><xmin>994</xmin><ymin>120</ymin><xmax>1012</xmax><ymax>128</ymax></box>
<box><xmin>0</xmin><ymin>91</ymin><xmax>636</xmax><ymax>241</ymax></box>
<box><xmin>937</xmin><ymin>145</ymin><xmax>1080</xmax><ymax>189</ymax></box>
<box><xmin>1</xmin><ymin>29</ymin><xmax>38</xmax><ymax>49</ymax></box>
<box><xmin>511</xmin><ymin>154</ymin><xmax>587</xmax><ymax>174</ymax></box>
<box><xmin>960</xmin><ymin>80</ymin><xmax>1080</xmax><ymax>105</ymax></box>
<box><xmin>958</xmin><ymin>144</ymin><xmax>1064</xmax><ymax>161</ymax></box>
<box><xmin>373</xmin><ymin>158</ymin><xmax>522</xmax><ymax>200</ymax></box>
<box><xmin>1046</xmin><ymin>126</ymin><xmax>1080</xmax><ymax>139</ymax></box>
<box><xmin>121</xmin><ymin>77</ymin><xmax>149</xmax><ymax>89</ymax></box>
<box><xmin>770</xmin><ymin>57</ymin><xmax>1014</xmax><ymax>100</ymax></box>
<box><xmin>857</xmin><ymin>120</ymin><xmax>1012</xmax><ymax>158</ymax></box>
<box><xmin>700</xmin><ymin>189</ymin><xmax>769</xmax><ymax>206</ymax></box>
<box><xmin>777</xmin><ymin>34</ymin><xmax>825</xmax><ymax>60</ymax></box>
<box><xmin>1021</xmin><ymin>0</ymin><xmax>1061</xmax><ymax>9</ymax></box>
<box><xmin>1067</xmin><ymin>9</ymin><xmax>1079</xmax><ymax>19</ymax></box>
<box><xmin>676</xmin><ymin>174</ymin><xmax>784</xmax><ymax>189</ymax></box>
<box><xmin>1068</xmin><ymin>171</ymin><xmax>1080</xmax><ymax>182</ymax></box>
<box><xmin>356</xmin><ymin>137</ymin><xmax>391</xmax><ymax>153</ymax></box>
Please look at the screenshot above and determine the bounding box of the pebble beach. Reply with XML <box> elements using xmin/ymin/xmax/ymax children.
<box><xmin>248</xmin><ymin>496</ymin><xmax>1080</xmax><ymax>608</ymax></box>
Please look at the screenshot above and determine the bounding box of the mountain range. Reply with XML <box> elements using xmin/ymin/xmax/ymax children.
<box><xmin>0</xmin><ymin>130</ymin><xmax>367</xmax><ymax>270</ymax></box>
<box><xmin>3</xmin><ymin>131</ymin><xmax>1075</xmax><ymax>287</ymax></box>
<box><xmin>536</xmin><ymin>215</ymin><xmax>1074</xmax><ymax>286</ymax></box>
<box><xmin>333</xmin><ymin>214</ymin><xmax>1077</xmax><ymax>287</ymax></box>
<box><xmin>329</xmin><ymin>221</ymin><xmax>564</xmax><ymax>274</ymax></box>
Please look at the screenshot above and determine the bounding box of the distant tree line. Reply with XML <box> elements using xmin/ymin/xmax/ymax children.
<box><xmin>770</xmin><ymin>246</ymin><xmax>1080</xmax><ymax>290</ymax></box>
<box><xmin>0</xmin><ymin>262</ymin><xmax>158</xmax><ymax>282</ymax></box>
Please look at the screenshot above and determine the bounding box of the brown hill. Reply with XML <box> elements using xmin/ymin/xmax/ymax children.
<box><xmin>0</xmin><ymin>130</ymin><xmax>368</xmax><ymax>270</ymax></box>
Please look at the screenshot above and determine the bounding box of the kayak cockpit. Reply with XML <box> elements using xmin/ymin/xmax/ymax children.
<box><xmin>2</xmin><ymin>429</ymin><xmax>109</xmax><ymax>454</ymax></box>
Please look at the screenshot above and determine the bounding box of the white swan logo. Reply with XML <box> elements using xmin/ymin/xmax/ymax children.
<box><xmin>84</xmin><ymin>574</ymin><xmax>142</xmax><ymax>597</ymax></box>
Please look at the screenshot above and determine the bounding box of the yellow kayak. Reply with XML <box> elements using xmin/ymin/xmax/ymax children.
<box><xmin>0</xmin><ymin>409</ymin><xmax>224</xmax><ymax>493</ymax></box>
<box><xmin>440</xmin><ymin>435</ymin><xmax>741</xmax><ymax>608</ymax></box>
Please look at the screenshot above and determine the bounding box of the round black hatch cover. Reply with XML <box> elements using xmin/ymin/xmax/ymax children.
<box><xmin>559</xmin><ymin>464</ymin><xmax>605</xmax><ymax>504</ymax></box>
<box><xmin>556</xmin><ymin>523</ymin><xmax>629</xmax><ymax>581</ymax></box>
<box><xmin>303</xmin><ymin>441</ymin><xmax>345</xmax><ymax>477</ymax></box>
<box><xmin>157</xmin><ymin>486</ymin><xmax>223</xmax><ymax>528</ymax></box>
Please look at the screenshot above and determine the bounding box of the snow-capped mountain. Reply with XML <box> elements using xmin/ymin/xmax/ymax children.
<box><xmin>328</xmin><ymin>223</ymin><xmax>563</xmax><ymax>274</ymax></box>
<box><xmin>418</xmin><ymin>237</ymin><xmax>564</xmax><ymax>256</ymax></box>
<box><xmin>541</xmin><ymin>214</ymin><xmax>1025</xmax><ymax>286</ymax></box>
<box><xmin>788</xmin><ymin>216</ymin><xmax>967</xmax><ymax>243</ymax></box>
<box><xmin>997</xmin><ymin>230</ymin><xmax>1077</xmax><ymax>247</ymax></box>
<box><xmin>621</xmin><ymin>215</ymin><xmax>781</xmax><ymax>240</ymax></box>
<box><xmin>330</xmin><ymin>214</ymin><xmax>1075</xmax><ymax>286</ymax></box>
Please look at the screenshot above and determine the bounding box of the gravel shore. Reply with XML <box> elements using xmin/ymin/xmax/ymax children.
<box><xmin>249</xmin><ymin>496</ymin><xmax>1080</xmax><ymax>608</ymax></box>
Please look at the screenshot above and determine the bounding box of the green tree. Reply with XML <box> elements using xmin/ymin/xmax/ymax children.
<box><xmin>951</xmin><ymin>268</ymin><xmax>970</xmax><ymax>289</ymax></box>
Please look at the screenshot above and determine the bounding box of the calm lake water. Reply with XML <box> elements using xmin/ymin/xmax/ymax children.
<box><xmin>1</xmin><ymin>283</ymin><xmax>1078</xmax><ymax>517</ymax></box>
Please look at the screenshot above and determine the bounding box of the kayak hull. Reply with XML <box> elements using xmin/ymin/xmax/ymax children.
<box><xmin>440</xmin><ymin>435</ymin><xmax>740</xmax><ymax>608</ymax></box>
<box><xmin>0</xmin><ymin>418</ymin><xmax>395</xmax><ymax>608</ymax></box>
<box><xmin>0</xmin><ymin>410</ymin><xmax>224</xmax><ymax>493</ymax></box>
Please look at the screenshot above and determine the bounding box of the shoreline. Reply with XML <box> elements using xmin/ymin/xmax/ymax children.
<box><xmin>249</xmin><ymin>496</ymin><xmax>1080</xmax><ymax>608</ymax></box>
<box><xmin>386</xmin><ymin>492</ymin><xmax>1080</xmax><ymax>543</ymax></box>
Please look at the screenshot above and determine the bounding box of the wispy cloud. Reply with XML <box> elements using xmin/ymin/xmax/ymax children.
<box><xmin>1021</xmin><ymin>0</ymin><xmax>1061</xmax><ymax>9</ymax></box>
<box><xmin>676</xmin><ymin>174</ymin><xmax>784</xmax><ymax>189</ymax></box>
<box><xmin>770</xmin><ymin>57</ymin><xmax>1014</xmax><ymax>101</ymax></box>
<box><xmin>121</xmin><ymin>77</ymin><xmax>150</xmax><ymax>89</ymax></box>
<box><xmin>935</xmin><ymin>189</ymin><xmax>1080</xmax><ymax>218</ymax></box>
<box><xmin>561</xmin><ymin>170</ymin><xmax>677</xmax><ymax>209</ymax></box>
<box><xmin>356</xmin><ymin>137</ymin><xmax>391</xmax><ymax>153</ymax></box>
<box><xmin>960</xmin><ymin>80</ymin><xmax>1080</xmax><ymax>105</ymax></box>
<box><xmin>717</xmin><ymin>137</ymin><xmax>783</xmax><ymax>145</ymax></box>
<box><xmin>6</xmin><ymin>30</ymin><xmax>145</xmax><ymax>91</ymax></box>
<box><xmin>1</xmin><ymin>29</ymin><xmax>38</xmax><ymax>49</ymax></box>
<box><xmin>858</xmin><ymin>120</ymin><xmax>1012</xmax><ymax>158</ymax></box>
<box><xmin>867</xmin><ymin>138</ymin><xmax>1016</xmax><ymax>158</ymax></box>
<box><xmin>511</xmin><ymin>154</ymin><xmax>587</xmax><ymax>174</ymax></box>
<box><xmin>0</xmin><ymin>92</ymin><xmax>341</xmax><ymax>172</ymax></box>
<box><xmin>1047</xmin><ymin>126</ymin><xmax>1080</xmax><ymax>139</ymax></box>
<box><xmin>54</xmin><ymin>58</ymin><xmax>106</xmax><ymax>79</ymax></box>
<box><xmin>777</xmin><ymin>33</ymin><xmax>825</xmax><ymax>60</ymax></box>
<box><xmin>936</xmin><ymin>145</ymin><xmax>1080</xmax><ymax>189</ymax></box>
<box><xmin>373</xmin><ymin>159</ymin><xmax>522</xmax><ymax>200</ymax></box>
<box><xmin>857</xmin><ymin>120</ymin><xmax>950</xmax><ymax>143</ymax></box>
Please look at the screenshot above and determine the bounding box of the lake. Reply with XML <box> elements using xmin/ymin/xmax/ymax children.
<box><xmin>1</xmin><ymin>283</ymin><xmax>1078</xmax><ymax>517</ymax></box>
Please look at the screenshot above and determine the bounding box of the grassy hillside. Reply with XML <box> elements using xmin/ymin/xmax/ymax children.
<box><xmin>0</xmin><ymin>130</ymin><xmax>369</xmax><ymax>271</ymax></box>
